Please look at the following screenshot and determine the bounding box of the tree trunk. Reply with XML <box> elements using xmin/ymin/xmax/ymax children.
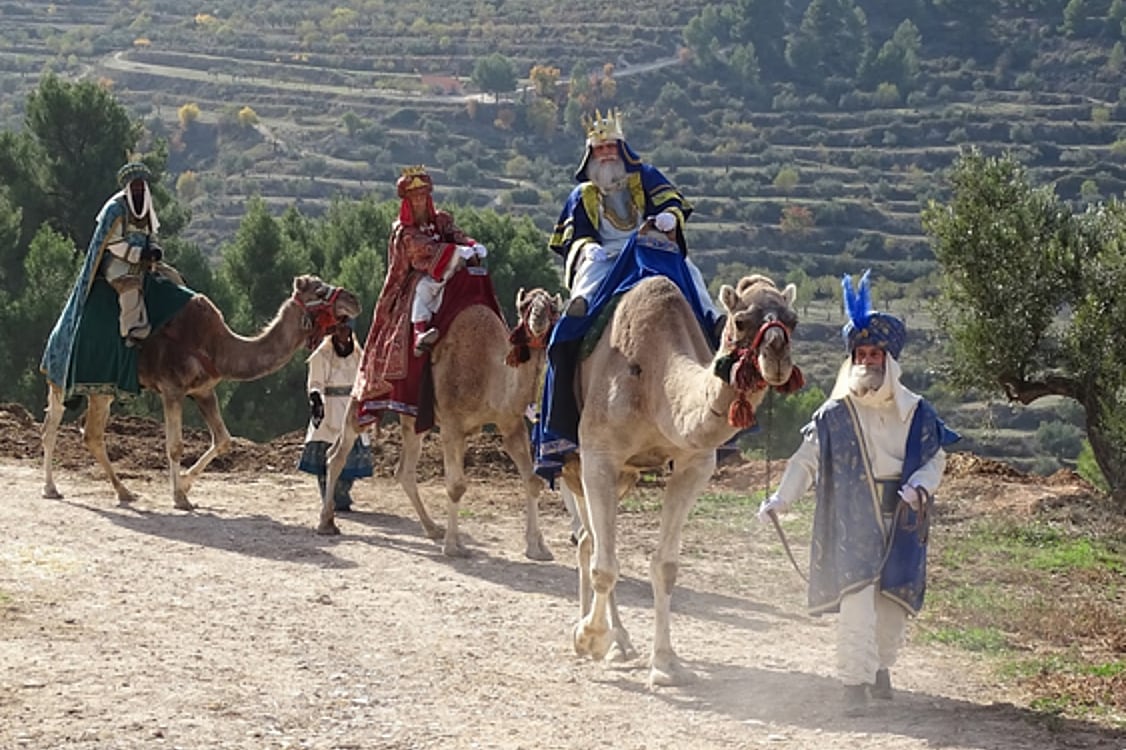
<box><xmin>1084</xmin><ymin>396</ymin><xmax>1126</xmax><ymax>510</ymax></box>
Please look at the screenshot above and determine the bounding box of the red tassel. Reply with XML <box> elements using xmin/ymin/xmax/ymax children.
<box><xmin>774</xmin><ymin>365</ymin><xmax>805</xmax><ymax>394</ymax></box>
<box><xmin>506</xmin><ymin>325</ymin><xmax>531</xmax><ymax>367</ymax></box>
<box><xmin>731</xmin><ymin>350</ymin><xmax>765</xmax><ymax>391</ymax></box>
<box><xmin>728</xmin><ymin>393</ymin><xmax>756</xmax><ymax>429</ymax></box>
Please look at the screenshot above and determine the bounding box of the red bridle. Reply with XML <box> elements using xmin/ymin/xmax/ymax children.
<box><xmin>293</xmin><ymin>286</ymin><xmax>343</xmax><ymax>349</ymax></box>
<box><xmin>725</xmin><ymin>317</ymin><xmax>803</xmax><ymax>428</ymax></box>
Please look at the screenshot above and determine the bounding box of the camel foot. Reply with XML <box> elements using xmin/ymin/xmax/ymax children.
<box><xmin>422</xmin><ymin>523</ymin><xmax>445</xmax><ymax>541</ymax></box>
<box><xmin>442</xmin><ymin>537</ymin><xmax>470</xmax><ymax>558</ymax></box>
<box><xmin>173</xmin><ymin>493</ymin><xmax>193</xmax><ymax>511</ymax></box>
<box><xmin>573</xmin><ymin>618</ymin><xmax>612</xmax><ymax>661</ymax></box>
<box><xmin>649</xmin><ymin>652</ymin><xmax>696</xmax><ymax>687</ymax></box>
<box><xmin>606</xmin><ymin>637</ymin><xmax>639</xmax><ymax>664</ymax></box>
<box><xmin>316</xmin><ymin>521</ymin><xmax>341</xmax><ymax>536</ymax></box>
<box><xmin>43</xmin><ymin>486</ymin><xmax>63</xmax><ymax>500</ymax></box>
<box><xmin>117</xmin><ymin>489</ymin><xmax>139</xmax><ymax>504</ymax></box>
<box><xmin>524</xmin><ymin>536</ymin><xmax>554</xmax><ymax>562</ymax></box>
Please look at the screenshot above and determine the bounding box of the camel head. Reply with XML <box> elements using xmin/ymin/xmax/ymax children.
<box><xmin>291</xmin><ymin>275</ymin><xmax>362</xmax><ymax>349</ymax></box>
<box><xmin>718</xmin><ymin>275</ymin><xmax>799</xmax><ymax>389</ymax></box>
<box><xmin>506</xmin><ymin>288</ymin><xmax>563</xmax><ymax>367</ymax></box>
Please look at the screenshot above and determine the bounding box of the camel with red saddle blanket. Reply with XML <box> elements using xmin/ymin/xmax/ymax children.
<box><xmin>560</xmin><ymin>273</ymin><xmax>801</xmax><ymax>686</ymax></box>
<box><xmin>318</xmin><ymin>286</ymin><xmax>563</xmax><ymax>561</ymax></box>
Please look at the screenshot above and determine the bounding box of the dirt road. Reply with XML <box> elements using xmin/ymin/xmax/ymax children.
<box><xmin>2</xmin><ymin>451</ymin><xmax>1123</xmax><ymax>749</ymax></box>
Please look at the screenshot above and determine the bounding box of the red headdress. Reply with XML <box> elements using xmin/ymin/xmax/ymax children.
<box><xmin>397</xmin><ymin>165</ymin><xmax>436</xmax><ymax>226</ymax></box>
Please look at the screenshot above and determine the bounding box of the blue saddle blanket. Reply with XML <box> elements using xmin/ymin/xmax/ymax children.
<box><xmin>533</xmin><ymin>233</ymin><xmax>720</xmax><ymax>483</ymax></box>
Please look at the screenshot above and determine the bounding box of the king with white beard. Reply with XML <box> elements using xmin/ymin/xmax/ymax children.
<box><xmin>548</xmin><ymin>109</ymin><xmax>721</xmax><ymax>331</ymax></box>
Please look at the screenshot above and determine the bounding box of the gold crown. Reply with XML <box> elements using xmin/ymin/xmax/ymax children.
<box><xmin>582</xmin><ymin>108</ymin><xmax>624</xmax><ymax>145</ymax></box>
<box><xmin>397</xmin><ymin>165</ymin><xmax>431</xmax><ymax>193</ymax></box>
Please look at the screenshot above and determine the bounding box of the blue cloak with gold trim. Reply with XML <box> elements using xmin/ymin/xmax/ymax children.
<box><xmin>808</xmin><ymin>398</ymin><xmax>959</xmax><ymax>616</ymax></box>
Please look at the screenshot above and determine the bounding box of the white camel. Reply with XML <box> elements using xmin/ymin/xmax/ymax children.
<box><xmin>561</xmin><ymin>273</ymin><xmax>800</xmax><ymax>686</ymax></box>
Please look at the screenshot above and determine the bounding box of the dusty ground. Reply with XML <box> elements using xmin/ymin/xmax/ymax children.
<box><xmin>1</xmin><ymin>402</ymin><xmax>1123</xmax><ymax>749</ymax></box>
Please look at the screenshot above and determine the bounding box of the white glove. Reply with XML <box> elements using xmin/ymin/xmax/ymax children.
<box><xmin>756</xmin><ymin>494</ymin><xmax>786</xmax><ymax>524</ymax></box>
<box><xmin>457</xmin><ymin>244</ymin><xmax>477</xmax><ymax>260</ymax></box>
<box><xmin>584</xmin><ymin>244</ymin><xmax>608</xmax><ymax>263</ymax></box>
<box><xmin>472</xmin><ymin>242</ymin><xmax>488</xmax><ymax>259</ymax></box>
<box><xmin>653</xmin><ymin>211</ymin><xmax>677</xmax><ymax>233</ymax></box>
<box><xmin>898</xmin><ymin>484</ymin><xmax>923</xmax><ymax>511</ymax></box>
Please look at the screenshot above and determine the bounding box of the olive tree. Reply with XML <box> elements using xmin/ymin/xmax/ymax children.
<box><xmin>922</xmin><ymin>148</ymin><xmax>1126</xmax><ymax>505</ymax></box>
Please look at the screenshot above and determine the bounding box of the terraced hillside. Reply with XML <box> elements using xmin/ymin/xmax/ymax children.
<box><xmin>3</xmin><ymin>0</ymin><xmax>1123</xmax><ymax>471</ymax></box>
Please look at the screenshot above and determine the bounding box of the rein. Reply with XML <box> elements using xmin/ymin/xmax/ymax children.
<box><xmin>767</xmin><ymin>487</ymin><xmax>932</xmax><ymax>584</ymax></box>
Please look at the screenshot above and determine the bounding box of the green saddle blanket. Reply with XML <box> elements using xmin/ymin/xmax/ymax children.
<box><xmin>68</xmin><ymin>274</ymin><xmax>196</xmax><ymax>399</ymax></box>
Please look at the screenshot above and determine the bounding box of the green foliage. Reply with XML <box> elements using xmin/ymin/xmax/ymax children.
<box><xmin>0</xmin><ymin>225</ymin><xmax>78</xmax><ymax>408</ymax></box>
<box><xmin>922</xmin><ymin>149</ymin><xmax>1126</xmax><ymax>498</ymax></box>
<box><xmin>740</xmin><ymin>386</ymin><xmax>827</xmax><ymax>459</ymax></box>
<box><xmin>471</xmin><ymin>53</ymin><xmax>517</xmax><ymax>102</ymax></box>
<box><xmin>1077</xmin><ymin>440</ymin><xmax>1110</xmax><ymax>492</ymax></box>
<box><xmin>786</xmin><ymin>0</ymin><xmax>869</xmax><ymax>88</ymax></box>
<box><xmin>1035</xmin><ymin>419</ymin><xmax>1083</xmax><ymax>460</ymax></box>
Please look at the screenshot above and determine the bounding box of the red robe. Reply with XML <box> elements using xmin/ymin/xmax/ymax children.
<box><xmin>352</xmin><ymin>210</ymin><xmax>471</xmax><ymax>424</ymax></box>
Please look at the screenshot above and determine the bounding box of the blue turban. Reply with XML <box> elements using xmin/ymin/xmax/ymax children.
<box><xmin>116</xmin><ymin>161</ymin><xmax>152</xmax><ymax>188</ymax></box>
<box><xmin>841</xmin><ymin>269</ymin><xmax>906</xmax><ymax>359</ymax></box>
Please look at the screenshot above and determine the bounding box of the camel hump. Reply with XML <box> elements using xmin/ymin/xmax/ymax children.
<box><xmin>617</xmin><ymin>275</ymin><xmax>694</xmax><ymax>322</ymax></box>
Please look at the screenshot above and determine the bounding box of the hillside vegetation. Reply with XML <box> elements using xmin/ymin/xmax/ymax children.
<box><xmin>2</xmin><ymin>0</ymin><xmax>1125</xmax><ymax>471</ymax></box>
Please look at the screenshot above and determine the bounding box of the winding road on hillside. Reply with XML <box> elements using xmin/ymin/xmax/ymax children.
<box><xmin>98</xmin><ymin>48</ymin><xmax>684</xmax><ymax>106</ymax></box>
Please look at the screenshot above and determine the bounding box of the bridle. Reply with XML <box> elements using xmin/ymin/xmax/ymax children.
<box><xmin>293</xmin><ymin>285</ymin><xmax>343</xmax><ymax>349</ymax></box>
<box><xmin>722</xmin><ymin>315</ymin><xmax>803</xmax><ymax>429</ymax></box>
<box><xmin>506</xmin><ymin>293</ymin><xmax>561</xmax><ymax>367</ymax></box>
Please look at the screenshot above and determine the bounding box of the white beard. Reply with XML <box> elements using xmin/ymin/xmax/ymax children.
<box><xmin>588</xmin><ymin>156</ymin><xmax>628</xmax><ymax>192</ymax></box>
<box><xmin>848</xmin><ymin>364</ymin><xmax>886</xmax><ymax>398</ymax></box>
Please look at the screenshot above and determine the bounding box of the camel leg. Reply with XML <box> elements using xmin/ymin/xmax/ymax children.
<box><xmin>647</xmin><ymin>455</ymin><xmax>714</xmax><ymax>687</ymax></box>
<box><xmin>396</xmin><ymin>415</ymin><xmax>443</xmax><ymax>541</ymax></box>
<box><xmin>500</xmin><ymin>418</ymin><xmax>552</xmax><ymax>561</ymax></box>
<box><xmin>439</xmin><ymin>428</ymin><xmax>470</xmax><ymax>558</ymax></box>
<box><xmin>42</xmin><ymin>384</ymin><xmax>66</xmax><ymax>499</ymax></box>
<box><xmin>178</xmin><ymin>389</ymin><xmax>231</xmax><ymax>496</ymax></box>
<box><xmin>82</xmin><ymin>394</ymin><xmax>137</xmax><ymax>504</ymax></box>
<box><xmin>573</xmin><ymin>450</ymin><xmax>620</xmax><ymax>661</ymax></box>
<box><xmin>317</xmin><ymin>406</ymin><xmax>359</xmax><ymax>536</ymax></box>
<box><xmin>563</xmin><ymin>477</ymin><xmax>595</xmax><ymax>620</ymax></box>
<box><xmin>159</xmin><ymin>393</ymin><xmax>193</xmax><ymax>510</ymax></box>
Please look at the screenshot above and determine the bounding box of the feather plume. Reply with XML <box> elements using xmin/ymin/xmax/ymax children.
<box><xmin>842</xmin><ymin>269</ymin><xmax>873</xmax><ymax>332</ymax></box>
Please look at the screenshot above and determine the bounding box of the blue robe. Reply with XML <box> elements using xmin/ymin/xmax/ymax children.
<box><xmin>550</xmin><ymin>154</ymin><xmax>692</xmax><ymax>288</ymax></box>
<box><xmin>808</xmin><ymin>397</ymin><xmax>960</xmax><ymax>616</ymax></box>
<box><xmin>40</xmin><ymin>197</ymin><xmax>193</xmax><ymax>399</ymax></box>
<box><xmin>533</xmin><ymin>233</ymin><xmax>718</xmax><ymax>483</ymax></box>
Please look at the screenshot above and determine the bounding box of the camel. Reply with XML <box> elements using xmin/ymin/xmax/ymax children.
<box><xmin>317</xmin><ymin>286</ymin><xmax>562</xmax><ymax>561</ymax></box>
<box><xmin>560</xmin><ymin>272</ymin><xmax>800</xmax><ymax>687</ymax></box>
<box><xmin>42</xmin><ymin>275</ymin><xmax>361</xmax><ymax>509</ymax></box>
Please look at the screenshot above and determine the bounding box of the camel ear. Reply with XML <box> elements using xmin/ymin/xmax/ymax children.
<box><xmin>782</xmin><ymin>283</ymin><xmax>797</xmax><ymax>306</ymax></box>
<box><xmin>516</xmin><ymin>287</ymin><xmax>526</xmax><ymax>309</ymax></box>
<box><xmin>719</xmin><ymin>284</ymin><xmax>738</xmax><ymax>314</ymax></box>
<box><xmin>553</xmin><ymin>293</ymin><xmax>564</xmax><ymax>312</ymax></box>
<box><xmin>294</xmin><ymin>275</ymin><xmax>312</xmax><ymax>295</ymax></box>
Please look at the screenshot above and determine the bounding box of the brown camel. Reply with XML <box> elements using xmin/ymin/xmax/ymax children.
<box><xmin>42</xmin><ymin>275</ymin><xmax>361</xmax><ymax>509</ymax></box>
<box><xmin>561</xmin><ymin>273</ymin><xmax>799</xmax><ymax>686</ymax></box>
<box><xmin>318</xmin><ymin>287</ymin><xmax>562</xmax><ymax>561</ymax></box>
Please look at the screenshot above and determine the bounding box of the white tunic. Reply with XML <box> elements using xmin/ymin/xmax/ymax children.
<box><xmin>304</xmin><ymin>338</ymin><xmax>364</xmax><ymax>444</ymax></box>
